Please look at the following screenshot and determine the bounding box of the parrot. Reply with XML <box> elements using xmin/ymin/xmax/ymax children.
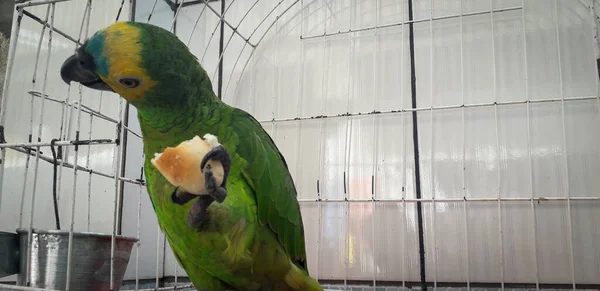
<box><xmin>59</xmin><ymin>21</ymin><xmax>323</xmax><ymax>291</ymax></box>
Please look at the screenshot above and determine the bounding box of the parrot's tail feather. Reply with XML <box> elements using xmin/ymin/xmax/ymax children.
<box><xmin>284</xmin><ymin>263</ymin><xmax>324</xmax><ymax>291</ymax></box>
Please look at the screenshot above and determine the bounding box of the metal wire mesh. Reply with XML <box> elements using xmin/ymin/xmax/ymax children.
<box><xmin>0</xmin><ymin>0</ymin><xmax>599</xmax><ymax>290</ymax></box>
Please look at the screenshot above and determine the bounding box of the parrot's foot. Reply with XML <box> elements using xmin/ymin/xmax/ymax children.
<box><xmin>170</xmin><ymin>144</ymin><xmax>232</xmax><ymax>231</ymax></box>
<box><xmin>222</xmin><ymin>219</ymin><xmax>253</xmax><ymax>269</ymax></box>
<box><xmin>186</xmin><ymin>195</ymin><xmax>215</xmax><ymax>230</ymax></box>
<box><xmin>171</xmin><ymin>187</ymin><xmax>196</xmax><ymax>205</ymax></box>
<box><xmin>204</xmin><ymin>164</ymin><xmax>227</xmax><ymax>203</ymax></box>
<box><xmin>201</xmin><ymin>144</ymin><xmax>231</xmax><ymax>204</ymax></box>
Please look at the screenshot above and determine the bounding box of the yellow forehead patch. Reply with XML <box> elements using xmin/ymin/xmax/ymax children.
<box><xmin>97</xmin><ymin>22</ymin><xmax>157</xmax><ymax>102</ymax></box>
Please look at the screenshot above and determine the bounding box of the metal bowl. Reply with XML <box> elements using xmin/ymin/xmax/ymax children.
<box><xmin>15</xmin><ymin>228</ymin><xmax>138</xmax><ymax>291</ymax></box>
<box><xmin>0</xmin><ymin>231</ymin><xmax>19</xmax><ymax>278</ymax></box>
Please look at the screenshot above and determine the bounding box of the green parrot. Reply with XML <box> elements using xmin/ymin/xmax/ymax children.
<box><xmin>59</xmin><ymin>21</ymin><xmax>323</xmax><ymax>291</ymax></box>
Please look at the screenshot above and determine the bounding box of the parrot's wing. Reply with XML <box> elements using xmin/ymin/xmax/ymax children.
<box><xmin>232</xmin><ymin>109</ymin><xmax>308</xmax><ymax>272</ymax></box>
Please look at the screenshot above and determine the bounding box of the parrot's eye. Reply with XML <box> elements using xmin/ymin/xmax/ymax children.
<box><xmin>119</xmin><ymin>77</ymin><xmax>140</xmax><ymax>88</ymax></box>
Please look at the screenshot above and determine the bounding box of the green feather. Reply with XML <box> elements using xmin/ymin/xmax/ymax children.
<box><xmin>91</xmin><ymin>21</ymin><xmax>320</xmax><ymax>290</ymax></box>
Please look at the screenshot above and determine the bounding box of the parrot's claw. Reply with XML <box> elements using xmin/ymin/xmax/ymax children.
<box><xmin>186</xmin><ymin>195</ymin><xmax>215</xmax><ymax>230</ymax></box>
<box><xmin>202</xmin><ymin>144</ymin><xmax>231</xmax><ymax>204</ymax></box>
<box><xmin>204</xmin><ymin>164</ymin><xmax>227</xmax><ymax>203</ymax></box>
<box><xmin>200</xmin><ymin>145</ymin><xmax>232</xmax><ymax>177</ymax></box>
<box><xmin>171</xmin><ymin>187</ymin><xmax>196</xmax><ymax>205</ymax></box>
<box><xmin>172</xmin><ymin>144</ymin><xmax>232</xmax><ymax>231</ymax></box>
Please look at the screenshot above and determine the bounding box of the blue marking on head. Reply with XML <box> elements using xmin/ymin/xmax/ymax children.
<box><xmin>84</xmin><ymin>31</ymin><xmax>109</xmax><ymax>77</ymax></box>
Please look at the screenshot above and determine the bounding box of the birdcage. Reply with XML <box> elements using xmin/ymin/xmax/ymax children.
<box><xmin>0</xmin><ymin>0</ymin><xmax>599</xmax><ymax>290</ymax></box>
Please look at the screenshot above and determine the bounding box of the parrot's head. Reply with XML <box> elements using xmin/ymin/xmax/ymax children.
<box><xmin>60</xmin><ymin>21</ymin><xmax>213</xmax><ymax>109</ymax></box>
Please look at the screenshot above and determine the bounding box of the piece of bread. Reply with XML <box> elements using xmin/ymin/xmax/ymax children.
<box><xmin>150</xmin><ymin>134</ymin><xmax>225</xmax><ymax>195</ymax></box>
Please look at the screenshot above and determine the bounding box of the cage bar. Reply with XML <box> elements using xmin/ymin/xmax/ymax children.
<box><xmin>552</xmin><ymin>0</ymin><xmax>577</xmax><ymax>288</ymax></box>
<box><xmin>429</xmin><ymin>0</ymin><xmax>438</xmax><ymax>289</ymax></box>
<box><xmin>0</xmin><ymin>283</ymin><xmax>60</xmax><ymax>291</ymax></box>
<box><xmin>109</xmin><ymin>98</ymin><xmax>125</xmax><ymax>290</ymax></box>
<box><xmin>594</xmin><ymin>0</ymin><xmax>600</xmax><ymax>132</ymax></box>
<box><xmin>6</xmin><ymin>145</ymin><xmax>145</xmax><ymax>187</ymax></box>
<box><xmin>15</xmin><ymin>0</ymin><xmax>72</xmax><ymax>8</ymax></box>
<box><xmin>0</xmin><ymin>138</ymin><xmax>118</xmax><ymax>149</ymax></box>
<box><xmin>23</xmin><ymin>3</ymin><xmax>56</xmax><ymax>286</ymax></box>
<box><xmin>1</xmin><ymin>0</ymin><xmax>599</xmax><ymax>290</ymax></box>
<box><xmin>85</xmin><ymin>91</ymin><xmax>104</xmax><ymax>231</ymax></box>
<box><xmin>17</xmin><ymin>4</ymin><xmax>51</xmax><ymax>230</ymax></box>
<box><xmin>156</xmin><ymin>223</ymin><xmax>162</xmax><ymax>289</ymax></box>
<box><xmin>521</xmin><ymin>1</ymin><xmax>541</xmax><ymax>289</ymax></box>
<box><xmin>198</xmin><ymin>0</ymin><xmax>232</xmax><ymax>69</ymax></box>
<box><xmin>169</xmin><ymin>0</ymin><xmax>184</xmax><ymax>32</ymax></box>
<box><xmin>490</xmin><ymin>1</ymin><xmax>505</xmax><ymax>289</ymax></box>
<box><xmin>26</xmin><ymin>90</ymin><xmax>141</xmax><ymax>136</ymax></box>
<box><xmin>253</xmin><ymin>95</ymin><xmax>599</xmax><ymax>124</ymax></box>
<box><xmin>400</xmin><ymin>0</ymin><xmax>407</xmax><ymax>288</ymax></box>
<box><xmin>185</xmin><ymin>1</ymin><xmax>210</xmax><ymax>48</ymax></box>
<box><xmin>459</xmin><ymin>1</ymin><xmax>470</xmax><ymax>289</ymax></box>
<box><xmin>135</xmin><ymin>163</ymin><xmax>143</xmax><ymax>290</ymax></box>
<box><xmin>297</xmin><ymin>197</ymin><xmax>600</xmax><ymax>203</ymax></box>
<box><xmin>0</xmin><ymin>8</ymin><xmax>23</xmax><ymax>214</ymax></box>
<box><xmin>301</xmin><ymin>6</ymin><xmax>523</xmax><ymax>40</ymax></box>
<box><xmin>209</xmin><ymin>0</ymin><xmax>261</xmax><ymax>84</ymax></box>
<box><xmin>371</xmin><ymin>0</ymin><xmax>380</xmax><ymax>287</ymax></box>
<box><xmin>20</xmin><ymin>9</ymin><xmax>82</xmax><ymax>45</ymax></box>
<box><xmin>137</xmin><ymin>284</ymin><xmax>194</xmax><ymax>291</ymax></box>
<box><xmin>225</xmin><ymin>0</ymin><xmax>300</xmax><ymax>100</ymax></box>
<box><xmin>201</xmin><ymin>0</ymin><xmax>255</xmax><ymax>47</ymax></box>
<box><xmin>64</xmin><ymin>1</ymin><xmax>93</xmax><ymax>289</ymax></box>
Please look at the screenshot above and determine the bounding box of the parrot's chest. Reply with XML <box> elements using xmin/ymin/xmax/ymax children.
<box><xmin>147</xmin><ymin>164</ymin><xmax>246</xmax><ymax>228</ymax></box>
<box><xmin>145</xmin><ymin>164</ymin><xmax>261</xmax><ymax>287</ymax></box>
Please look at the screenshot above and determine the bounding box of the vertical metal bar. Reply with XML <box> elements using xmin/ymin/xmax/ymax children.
<box><xmin>110</xmin><ymin>99</ymin><xmax>125</xmax><ymax>290</ymax></box>
<box><xmin>24</xmin><ymin>3</ymin><xmax>55</xmax><ymax>286</ymax></box>
<box><xmin>521</xmin><ymin>1</ymin><xmax>540</xmax><ymax>289</ymax></box>
<box><xmin>343</xmin><ymin>6</ymin><xmax>354</xmax><ymax>289</ymax></box>
<box><xmin>174</xmin><ymin>249</ymin><xmax>178</xmax><ymax>285</ymax></box>
<box><xmin>317</xmin><ymin>37</ymin><xmax>330</xmax><ymax>283</ymax></box>
<box><xmin>429</xmin><ymin>1</ymin><xmax>438</xmax><ymax>290</ymax></box>
<box><xmin>156</xmin><ymin>224</ymin><xmax>161</xmax><ymax>289</ymax></box>
<box><xmin>294</xmin><ymin>12</ymin><xmax>308</xmax><ymax>283</ymax></box>
<box><xmin>167</xmin><ymin>2</ymin><xmax>182</xmax><ymax>284</ymax></box>
<box><xmin>58</xmin><ymin>0</ymin><xmax>91</xmax><ymax>201</ymax></box>
<box><xmin>199</xmin><ymin>0</ymin><xmax>237</xmax><ymax>68</ymax></box>
<box><xmin>87</xmin><ymin>92</ymin><xmax>104</xmax><ymax>231</ymax></box>
<box><xmin>294</xmin><ymin>5</ymin><xmax>307</xmax><ymax>282</ymax></box>
<box><xmin>60</xmin><ymin>0</ymin><xmax>94</xmax><ymax>230</ymax></box>
<box><xmin>371</xmin><ymin>0</ymin><xmax>380</xmax><ymax>287</ymax></box>
<box><xmin>65</xmin><ymin>1</ymin><xmax>92</xmax><ymax>289</ymax></box>
<box><xmin>459</xmin><ymin>1</ymin><xmax>470</xmax><ymax>289</ymax></box>
<box><xmin>217</xmin><ymin>0</ymin><xmax>225</xmax><ymax>100</ymax></box>
<box><xmin>552</xmin><ymin>1</ymin><xmax>576</xmax><ymax>289</ymax></box>
<box><xmin>185</xmin><ymin>3</ymin><xmax>207</xmax><ymax>45</ymax></box>
<box><xmin>113</xmin><ymin>0</ymin><xmax>135</xmax><ymax>285</ymax></box>
<box><xmin>146</xmin><ymin>0</ymin><xmax>159</xmax><ymax>23</ymax></box>
<box><xmin>169</xmin><ymin>0</ymin><xmax>184</xmax><ymax>32</ymax></box>
<box><xmin>135</xmin><ymin>164</ymin><xmax>143</xmax><ymax>290</ymax></box>
<box><xmin>400</xmin><ymin>1</ymin><xmax>407</xmax><ymax>289</ymax></box>
<box><xmin>406</xmin><ymin>0</ymin><xmax>427</xmax><ymax>289</ymax></box>
<box><xmin>272</xmin><ymin>10</ymin><xmax>278</xmax><ymax>124</ymax></box>
<box><xmin>19</xmin><ymin>5</ymin><xmax>51</xmax><ymax>229</ymax></box>
<box><xmin>58</xmin><ymin>0</ymin><xmax>92</xmax><ymax>210</ymax></box>
<box><xmin>593</xmin><ymin>0</ymin><xmax>600</xmax><ymax>135</ymax></box>
<box><xmin>0</xmin><ymin>8</ymin><xmax>23</xmax><ymax>214</ymax></box>
<box><xmin>490</xmin><ymin>1</ymin><xmax>505</xmax><ymax>289</ymax></box>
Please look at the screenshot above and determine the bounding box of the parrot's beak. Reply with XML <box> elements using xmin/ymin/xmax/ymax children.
<box><xmin>60</xmin><ymin>50</ymin><xmax>114</xmax><ymax>92</ymax></box>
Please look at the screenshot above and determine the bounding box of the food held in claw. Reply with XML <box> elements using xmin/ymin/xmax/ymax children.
<box><xmin>151</xmin><ymin>134</ymin><xmax>225</xmax><ymax>195</ymax></box>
